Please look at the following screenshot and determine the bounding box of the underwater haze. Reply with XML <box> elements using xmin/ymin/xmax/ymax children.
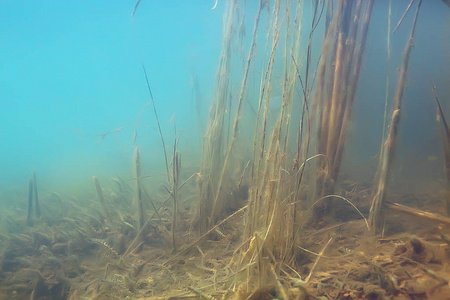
<box><xmin>1</xmin><ymin>1</ymin><xmax>449</xmax><ymax>200</ymax></box>
<box><xmin>346</xmin><ymin>0</ymin><xmax>450</xmax><ymax>191</ymax></box>
<box><xmin>0</xmin><ymin>0</ymin><xmax>224</xmax><ymax>196</ymax></box>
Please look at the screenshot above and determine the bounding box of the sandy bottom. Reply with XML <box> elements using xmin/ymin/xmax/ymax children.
<box><xmin>0</xmin><ymin>189</ymin><xmax>449</xmax><ymax>299</ymax></box>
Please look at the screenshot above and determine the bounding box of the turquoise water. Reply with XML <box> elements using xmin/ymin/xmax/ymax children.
<box><xmin>0</xmin><ymin>1</ymin><xmax>224</xmax><ymax>194</ymax></box>
<box><xmin>1</xmin><ymin>1</ymin><xmax>449</xmax><ymax>196</ymax></box>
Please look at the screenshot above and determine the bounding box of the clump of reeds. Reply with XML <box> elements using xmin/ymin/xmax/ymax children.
<box><xmin>197</xmin><ymin>0</ymin><xmax>240</xmax><ymax>234</ymax></box>
<box><xmin>312</xmin><ymin>0</ymin><xmax>374</xmax><ymax>211</ymax></box>
<box><xmin>210</xmin><ymin>0</ymin><xmax>264</xmax><ymax>225</ymax></box>
<box><xmin>239</xmin><ymin>0</ymin><xmax>307</xmax><ymax>287</ymax></box>
<box><xmin>233</xmin><ymin>0</ymin><xmax>376</xmax><ymax>291</ymax></box>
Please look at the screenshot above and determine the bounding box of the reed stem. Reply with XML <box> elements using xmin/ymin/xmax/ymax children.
<box><xmin>93</xmin><ymin>176</ymin><xmax>115</xmax><ymax>229</ymax></box>
<box><xmin>171</xmin><ymin>147</ymin><xmax>181</xmax><ymax>252</ymax></box>
<box><xmin>433</xmin><ymin>86</ymin><xmax>450</xmax><ymax>215</ymax></box>
<box><xmin>32</xmin><ymin>170</ymin><xmax>41</xmax><ymax>218</ymax></box>
<box><xmin>134</xmin><ymin>147</ymin><xmax>145</xmax><ymax>231</ymax></box>
<box><xmin>368</xmin><ymin>0</ymin><xmax>423</xmax><ymax>234</ymax></box>
<box><xmin>27</xmin><ymin>179</ymin><xmax>33</xmax><ymax>227</ymax></box>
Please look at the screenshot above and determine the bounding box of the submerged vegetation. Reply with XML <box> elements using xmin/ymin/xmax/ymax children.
<box><xmin>1</xmin><ymin>0</ymin><xmax>449</xmax><ymax>299</ymax></box>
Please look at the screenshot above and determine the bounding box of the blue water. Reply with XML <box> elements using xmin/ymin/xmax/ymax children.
<box><xmin>1</xmin><ymin>0</ymin><xmax>449</xmax><ymax>198</ymax></box>
<box><xmin>348</xmin><ymin>1</ymin><xmax>450</xmax><ymax>190</ymax></box>
<box><xmin>1</xmin><ymin>1</ymin><xmax>224</xmax><ymax>194</ymax></box>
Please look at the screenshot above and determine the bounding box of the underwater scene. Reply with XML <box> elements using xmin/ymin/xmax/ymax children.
<box><xmin>1</xmin><ymin>0</ymin><xmax>450</xmax><ymax>299</ymax></box>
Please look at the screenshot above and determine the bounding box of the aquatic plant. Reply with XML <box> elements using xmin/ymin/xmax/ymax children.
<box><xmin>368</xmin><ymin>0</ymin><xmax>422</xmax><ymax>234</ymax></box>
<box><xmin>433</xmin><ymin>85</ymin><xmax>450</xmax><ymax>215</ymax></box>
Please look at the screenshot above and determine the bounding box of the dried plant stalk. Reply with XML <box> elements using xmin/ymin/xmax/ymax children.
<box><xmin>170</xmin><ymin>146</ymin><xmax>181</xmax><ymax>252</ymax></box>
<box><xmin>93</xmin><ymin>176</ymin><xmax>115</xmax><ymax>229</ymax></box>
<box><xmin>315</xmin><ymin>0</ymin><xmax>375</xmax><ymax>202</ymax></box>
<box><xmin>32</xmin><ymin>170</ymin><xmax>41</xmax><ymax>218</ymax></box>
<box><xmin>246</xmin><ymin>0</ymin><xmax>282</xmax><ymax>242</ymax></box>
<box><xmin>27</xmin><ymin>179</ymin><xmax>33</xmax><ymax>227</ymax></box>
<box><xmin>369</xmin><ymin>0</ymin><xmax>423</xmax><ymax>234</ymax></box>
<box><xmin>134</xmin><ymin>147</ymin><xmax>145</xmax><ymax>231</ymax></box>
<box><xmin>433</xmin><ymin>86</ymin><xmax>450</xmax><ymax>215</ymax></box>
<box><xmin>387</xmin><ymin>202</ymin><xmax>450</xmax><ymax>225</ymax></box>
